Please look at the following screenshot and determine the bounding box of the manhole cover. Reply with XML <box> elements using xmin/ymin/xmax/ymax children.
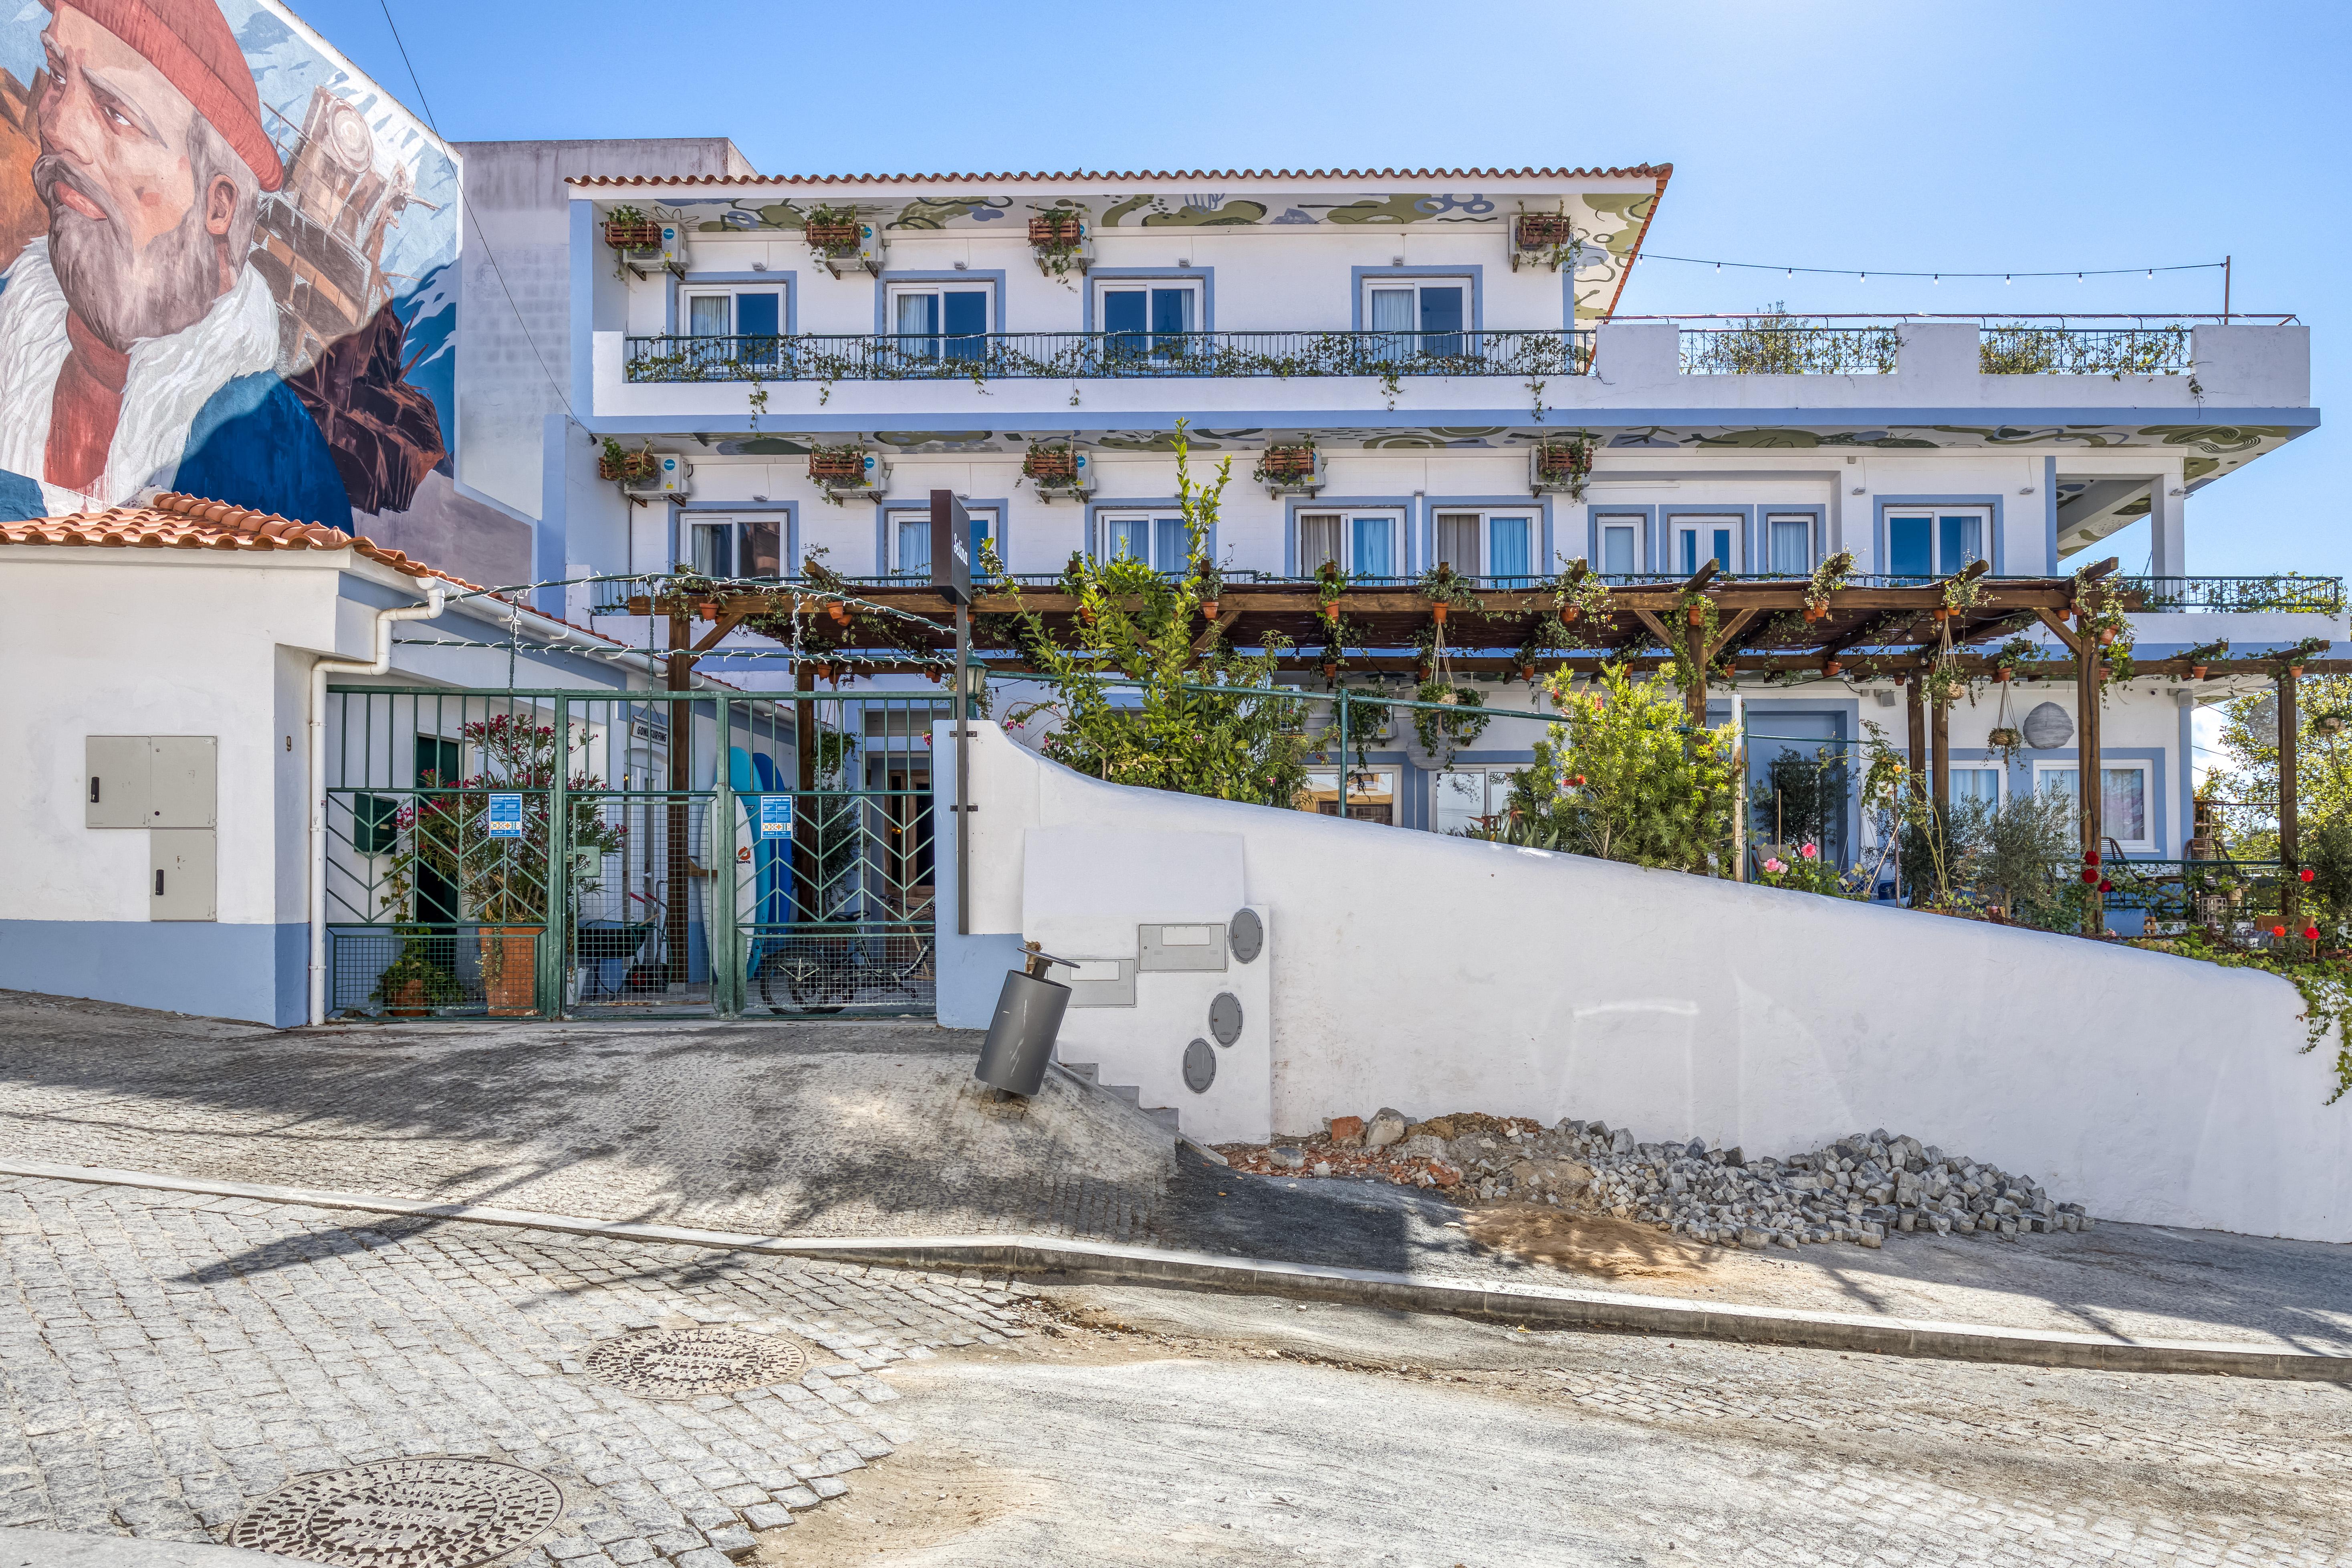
<box><xmin>583</xmin><ymin>1324</ymin><xmax>809</xmax><ymax>1398</ymax></box>
<box><xmin>228</xmin><ymin>1455</ymin><xmax>562</xmax><ymax>1568</ymax></box>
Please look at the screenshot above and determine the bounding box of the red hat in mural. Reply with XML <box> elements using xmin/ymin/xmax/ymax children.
<box><xmin>52</xmin><ymin>0</ymin><xmax>284</xmax><ymax>190</ymax></box>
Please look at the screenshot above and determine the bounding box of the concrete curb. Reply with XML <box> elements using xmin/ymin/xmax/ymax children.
<box><xmin>0</xmin><ymin>1526</ymin><xmax>293</xmax><ymax>1564</ymax></box>
<box><xmin>5</xmin><ymin>1159</ymin><xmax>2345</xmax><ymax>1383</ymax></box>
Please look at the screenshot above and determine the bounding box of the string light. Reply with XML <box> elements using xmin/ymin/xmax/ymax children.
<box><xmin>1642</xmin><ymin>252</ymin><xmax>2225</xmax><ymax>281</ymax></box>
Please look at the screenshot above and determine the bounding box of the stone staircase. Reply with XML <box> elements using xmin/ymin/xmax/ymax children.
<box><xmin>1056</xmin><ymin>1059</ymin><xmax>1182</xmax><ymax>1136</ymax></box>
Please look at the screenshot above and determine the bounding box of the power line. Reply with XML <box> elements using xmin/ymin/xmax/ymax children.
<box><xmin>1641</xmin><ymin>252</ymin><xmax>2226</xmax><ymax>284</ymax></box>
<box><xmin>376</xmin><ymin>0</ymin><xmax>579</xmax><ymax>428</ymax></box>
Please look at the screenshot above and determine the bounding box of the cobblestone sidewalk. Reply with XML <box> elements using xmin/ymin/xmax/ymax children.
<box><xmin>0</xmin><ymin>1176</ymin><xmax>1031</xmax><ymax>1566</ymax></box>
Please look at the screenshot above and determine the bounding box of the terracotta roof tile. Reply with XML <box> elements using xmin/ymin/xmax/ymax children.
<box><xmin>567</xmin><ymin>163</ymin><xmax>1673</xmax><ymax>188</ymax></box>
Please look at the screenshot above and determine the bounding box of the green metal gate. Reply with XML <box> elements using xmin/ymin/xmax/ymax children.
<box><xmin>323</xmin><ymin>685</ymin><xmax>940</xmax><ymax>1019</ymax></box>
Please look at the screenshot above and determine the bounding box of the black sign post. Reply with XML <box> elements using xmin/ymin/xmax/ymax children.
<box><xmin>932</xmin><ymin>491</ymin><xmax>974</xmax><ymax>936</ymax></box>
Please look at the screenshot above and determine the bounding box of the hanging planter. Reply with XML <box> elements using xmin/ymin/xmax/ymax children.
<box><xmin>1254</xmin><ymin>442</ymin><xmax>1322</xmax><ymax>494</ymax></box>
<box><xmin>1432</xmin><ymin>601</ymin><xmax>1449</xmax><ymax>626</ymax></box>
<box><xmin>1201</xmin><ymin>597</ymin><xmax>1220</xmax><ymax>620</ymax></box>
<box><xmin>602</xmin><ymin>209</ymin><xmax>664</xmax><ymax>252</ymax></box>
<box><xmin>1993</xmin><ymin>668</ymin><xmax>2011</xmax><ymax>683</ymax></box>
<box><xmin>1530</xmin><ymin>436</ymin><xmax>1594</xmax><ymax>498</ymax></box>
<box><xmin>1821</xmin><ymin>659</ymin><xmax>1842</xmax><ymax>678</ymax></box>
<box><xmin>1511</xmin><ymin>210</ymin><xmax>1577</xmax><ymax>272</ymax></box>
<box><xmin>1988</xmin><ymin>725</ymin><xmax>2022</xmax><ymax>749</ymax></box>
<box><xmin>597</xmin><ymin>440</ymin><xmax>660</xmax><ymax>484</ymax></box>
<box><xmin>2190</xmin><ymin>663</ymin><xmax>2209</xmax><ymax>680</ymax></box>
<box><xmin>1027</xmin><ymin>210</ymin><xmax>1091</xmax><ymax>278</ymax></box>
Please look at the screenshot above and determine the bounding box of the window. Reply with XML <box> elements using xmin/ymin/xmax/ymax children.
<box><xmin>1297</xmin><ymin>511</ymin><xmax>1401</xmax><ymax>578</ymax></box>
<box><xmin>890</xmin><ymin>508</ymin><xmax>994</xmax><ymax>578</ymax></box>
<box><xmin>1099</xmin><ymin>281</ymin><xmax>1200</xmax><ymax>360</ymax></box>
<box><xmin>1432</xmin><ymin>768</ymin><xmax>1521</xmax><ymax>836</ymax></box>
<box><xmin>1432</xmin><ymin>511</ymin><xmax>1537</xmax><ymax>583</ymax></box>
<box><xmin>688</xmin><ymin>516</ymin><xmax>783</xmax><ymax>580</ymax></box>
<box><xmin>2035</xmin><ymin>762</ymin><xmax>2152</xmax><ymax>852</ymax></box>
<box><xmin>1764</xmin><ymin>513</ymin><xmax>1815</xmax><ymax>576</ymax></box>
<box><xmin>1300</xmin><ymin>766</ymin><xmax>1398</xmax><ymax>825</ymax></box>
<box><xmin>1365</xmin><ymin>277</ymin><xmax>1468</xmax><ymax>358</ymax></box>
<box><xmin>1099</xmin><ymin>512</ymin><xmax>1190</xmax><ymax>573</ymax></box>
<box><xmin>1886</xmin><ymin>508</ymin><xmax>1989</xmax><ymax>578</ymax></box>
<box><xmin>1672</xmin><ymin>515</ymin><xmax>1741</xmax><ymax>575</ymax></box>
<box><xmin>1597</xmin><ymin>517</ymin><xmax>1641</xmax><ymax>575</ymax></box>
<box><xmin>682</xmin><ymin>288</ymin><xmax>782</xmax><ymax>369</ymax></box>
<box><xmin>887</xmin><ymin>284</ymin><xmax>988</xmax><ymax>361</ymax></box>
<box><xmin>1952</xmin><ymin>767</ymin><xmax>2003</xmax><ymax>809</ymax></box>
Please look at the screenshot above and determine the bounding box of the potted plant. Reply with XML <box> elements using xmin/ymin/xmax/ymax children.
<box><xmin>1253</xmin><ymin>441</ymin><xmax>1321</xmax><ymax>493</ymax></box>
<box><xmin>807</xmin><ymin>443</ymin><xmax>884</xmax><ymax>503</ymax></box>
<box><xmin>370</xmin><ymin>929</ymin><xmax>463</xmax><ymax>1017</ymax></box>
<box><xmin>381</xmin><ymin>715</ymin><xmax>627</xmax><ymax>1017</ymax></box>
<box><xmin>1420</xmin><ymin>561</ymin><xmax>1483</xmax><ymax>626</ymax></box>
<box><xmin>1022</xmin><ymin>442</ymin><xmax>1089</xmax><ymax>500</ymax></box>
<box><xmin>803</xmin><ymin>204</ymin><xmax>863</xmax><ymax>255</ymax></box>
<box><xmin>1530</xmin><ymin>436</ymin><xmax>1594</xmax><ymax>499</ymax></box>
<box><xmin>1511</xmin><ymin>208</ymin><xmax>1577</xmax><ymax>272</ymax></box>
<box><xmin>598</xmin><ymin>438</ymin><xmax>660</xmax><ymax>484</ymax></box>
<box><xmin>1803</xmin><ymin>551</ymin><xmax>1855</xmax><ymax>621</ymax></box>
<box><xmin>602</xmin><ymin>205</ymin><xmax>664</xmax><ymax>252</ymax></box>
<box><xmin>1028</xmin><ymin>208</ymin><xmax>1091</xmax><ymax>278</ymax></box>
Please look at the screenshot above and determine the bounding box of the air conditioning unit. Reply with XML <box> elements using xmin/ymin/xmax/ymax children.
<box><xmin>623</xmin><ymin>454</ymin><xmax>692</xmax><ymax>500</ymax></box>
<box><xmin>813</xmin><ymin>222</ymin><xmax>888</xmax><ymax>279</ymax></box>
<box><xmin>619</xmin><ymin>221</ymin><xmax>688</xmax><ymax>280</ymax></box>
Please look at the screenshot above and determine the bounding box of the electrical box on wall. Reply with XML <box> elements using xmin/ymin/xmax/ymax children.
<box><xmin>86</xmin><ymin>737</ymin><xmax>216</xmax><ymax>827</ymax></box>
<box><xmin>150</xmin><ymin>829</ymin><xmax>216</xmax><ymax>921</ymax></box>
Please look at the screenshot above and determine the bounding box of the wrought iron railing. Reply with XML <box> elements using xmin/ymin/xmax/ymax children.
<box><xmin>623</xmin><ymin>329</ymin><xmax>1595</xmax><ymax>384</ymax></box>
<box><xmin>1979</xmin><ymin>325</ymin><xmax>2191</xmax><ymax>376</ymax></box>
<box><xmin>1679</xmin><ymin>323</ymin><xmax>1903</xmax><ymax>376</ymax></box>
<box><xmin>2116</xmin><ymin>575</ymin><xmax>2344</xmax><ymax>615</ymax></box>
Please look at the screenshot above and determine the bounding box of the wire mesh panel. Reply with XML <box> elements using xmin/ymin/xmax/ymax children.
<box><xmin>731</xmin><ymin>692</ymin><xmax>940</xmax><ymax>1017</ymax></box>
<box><xmin>327</xmin><ymin>686</ymin><xmax>944</xmax><ymax>1019</ymax></box>
<box><xmin>323</xmin><ymin>690</ymin><xmax>563</xmax><ymax>1017</ymax></box>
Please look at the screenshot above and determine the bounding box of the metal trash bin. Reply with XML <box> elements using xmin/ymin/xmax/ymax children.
<box><xmin>974</xmin><ymin>946</ymin><xmax>1078</xmax><ymax>1096</ymax></box>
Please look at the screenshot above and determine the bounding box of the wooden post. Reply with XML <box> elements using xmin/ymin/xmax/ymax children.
<box><xmin>1905</xmin><ymin>675</ymin><xmax>1927</xmax><ymax>779</ymax></box>
<box><xmin>2076</xmin><ymin>622</ymin><xmax>2104</xmax><ymax>936</ymax></box>
<box><xmin>666</xmin><ymin>612</ymin><xmax>693</xmax><ymax>989</ymax></box>
<box><xmin>1930</xmin><ymin>686</ymin><xmax>1951</xmax><ymax>818</ymax></box>
<box><xmin>2280</xmin><ymin>668</ymin><xmax>2300</xmax><ymax>935</ymax></box>
<box><xmin>1684</xmin><ymin>604</ymin><xmax>1709</xmax><ymax>732</ymax></box>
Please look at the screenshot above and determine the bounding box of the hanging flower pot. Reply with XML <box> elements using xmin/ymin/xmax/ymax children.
<box><xmin>1993</xmin><ymin>668</ymin><xmax>2011</xmax><ymax>683</ymax></box>
<box><xmin>1988</xmin><ymin>726</ymin><xmax>2022</xmax><ymax>749</ymax></box>
<box><xmin>2290</xmin><ymin>664</ymin><xmax>2306</xmax><ymax>677</ymax></box>
<box><xmin>694</xmin><ymin>600</ymin><xmax>718</xmax><ymax>620</ymax></box>
<box><xmin>2098</xmin><ymin>626</ymin><xmax>2119</xmax><ymax>646</ymax></box>
<box><xmin>1202</xmin><ymin>598</ymin><xmax>1219</xmax><ymax>619</ymax></box>
<box><xmin>1323</xmin><ymin>602</ymin><xmax>1340</xmax><ymax>625</ymax></box>
<box><xmin>1432</xmin><ymin>602</ymin><xmax>1449</xmax><ymax>626</ymax></box>
<box><xmin>1519</xmin><ymin>664</ymin><xmax>1535</xmax><ymax>683</ymax></box>
<box><xmin>1802</xmin><ymin>605</ymin><xmax>1824</xmax><ymax>624</ymax></box>
<box><xmin>1821</xmin><ymin>659</ymin><xmax>1843</xmax><ymax>678</ymax></box>
<box><xmin>1686</xmin><ymin>604</ymin><xmax>1706</xmax><ymax>627</ymax></box>
<box><xmin>2190</xmin><ymin>663</ymin><xmax>2209</xmax><ymax>679</ymax></box>
<box><xmin>1322</xmin><ymin>662</ymin><xmax>1337</xmax><ymax>678</ymax></box>
<box><xmin>1560</xmin><ymin>607</ymin><xmax>1579</xmax><ymax>625</ymax></box>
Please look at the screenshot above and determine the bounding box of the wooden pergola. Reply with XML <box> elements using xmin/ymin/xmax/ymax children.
<box><xmin>631</xmin><ymin>558</ymin><xmax>2333</xmax><ymax>937</ymax></box>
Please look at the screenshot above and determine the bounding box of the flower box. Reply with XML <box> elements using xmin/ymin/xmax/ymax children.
<box><xmin>1515</xmin><ymin>213</ymin><xmax>1575</xmax><ymax>250</ymax></box>
<box><xmin>808</xmin><ymin>450</ymin><xmax>870</xmax><ymax>483</ymax></box>
<box><xmin>1024</xmin><ymin>448</ymin><xmax>1078</xmax><ymax>481</ymax></box>
<box><xmin>598</xmin><ymin>449</ymin><xmax>660</xmax><ymax>483</ymax></box>
<box><xmin>1254</xmin><ymin>445</ymin><xmax>1322</xmax><ymax>494</ymax></box>
<box><xmin>805</xmin><ymin>220</ymin><xmax>863</xmax><ymax>253</ymax></box>
<box><xmin>603</xmin><ymin>218</ymin><xmax>665</xmax><ymax>251</ymax></box>
<box><xmin>1028</xmin><ymin>214</ymin><xmax>1084</xmax><ymax>247</ymax></box>
<box><xmin>1530</xmin><ymin>439</ymin><xmax>1592</xmax><ymax>497</ymax></box>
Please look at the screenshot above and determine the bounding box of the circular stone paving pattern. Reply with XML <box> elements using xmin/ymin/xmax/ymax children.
<box><xmin>227</xmin><ymin>1455</ymin><xmax>563</xmax><ymax>1568</ymax></box>
<box><xmin>583</xmin><ymin>1324</ymin><xmax>809</xmax><ymax>1399</ymax></box>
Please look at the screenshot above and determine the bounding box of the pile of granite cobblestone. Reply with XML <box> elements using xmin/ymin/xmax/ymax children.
<box><xmin>1220</xmin><ymin>1110</ymin><xmax>2092</xmax><ymax>1251</ymax></box>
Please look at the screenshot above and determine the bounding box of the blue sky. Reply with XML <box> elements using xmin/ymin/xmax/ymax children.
<box><xmin>303</xmin><ymin>0</ymin><xmax>2344</xmax><ymax>580</ymax></box>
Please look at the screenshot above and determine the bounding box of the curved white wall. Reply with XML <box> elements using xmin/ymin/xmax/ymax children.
<box><xmin>948</xmin><ymin>721</ymin><xmax>2352</xmax><ymax>1243</ymax></box>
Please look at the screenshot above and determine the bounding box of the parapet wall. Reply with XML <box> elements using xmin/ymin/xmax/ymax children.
<box><xmin>942</xmin><ymin>720</ymin><xmax>2352</xmax><ymax>1244</ymax></box>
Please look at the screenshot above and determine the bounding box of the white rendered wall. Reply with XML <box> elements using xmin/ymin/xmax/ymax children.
<box><xmin>947</xmin><ymin>720</ymin><xmax>2352</xmax><ymax>1243</ymax></box>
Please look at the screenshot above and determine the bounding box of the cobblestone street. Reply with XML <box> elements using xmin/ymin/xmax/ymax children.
<box><xmin>0</xmin><ymin>1176</ymin><xmax>1028</xmax><ymax>1566</ymax></box>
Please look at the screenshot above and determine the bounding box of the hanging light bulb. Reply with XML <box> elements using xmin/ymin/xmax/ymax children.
<box><xmin>1714</xmin><ymin>262</ymin><xmax>1721</xmax><ymax>272</ymax></box>
<box><xmin>1859</xmin><ymin>271</ymin><xmax>1866</xmax><ymax>281</ymax></box>
<box><xmin>2076</xmin><ymin>273</ymin><xmax>2083</xmax><ymax>282</ymax></box>
<box><xmin>1931</xmin><ymin>274</ymin><xmax>1939</xmax><ymax>285</ymax></box>
<box><xmin>2004</xmin><ymin>274</ymin><xmax>2012</xmax><ymax>285</ymax></box>
<box><xmin>2147</xmin><ymin>269</ymin><xmax>2154</xmax><ymax>279</ymax></box>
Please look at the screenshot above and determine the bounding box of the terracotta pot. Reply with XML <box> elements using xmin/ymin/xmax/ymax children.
<box><xmin>1822</xmin><ymin>660</ymin><xmax>1843</xmax><ymax>678</ymax></box>
<box><xmin>1686</xmin><ymin>605</ymin><xmax>1705</xmax><ymax>626</ymax></box>
<box><xmin>1323</xmin><ymin>603</ymin><xmax>1339</xmax><ymax>624</ymax></box>
<box><xmin>385</xmin><ymin>977</ymin><xmax>429</xmax><ymax>1019</ymax></box>
<box><xmin>2099</xmin><ymin>627</ymin><xmax>2118</xmax><ymax>645</ymax></box>
<box><xmin>1202</xmin><ymin>599</ymin><xmax>1219</xmax><ymax>619</ymax></box>
<box><xmin>2291</xmin><ymin>665</ymin><xmax>2306</xmax><ymax>677</ymax></box>
<box><xmin>1432</xmin><ymin>603</ymin><xmax>1449</xmax><ymax>625</ymax></box>
<box><xmin>1560</xmin><ymin>607</ymin><xmax>1578</xmax><ymax>624</ymax></box>
<box><xmin>478</xmin><ymin>926</ymin><xmax>543</xmax><ymax>1017</ymax></box>
<box><xmin>1322</xmin><ymin>663</ymin><xmax>1337</xmax><ymax>678</ymax></box>
<box><xmin>1993</xmin><ymin>668</ymin><xmax>2011</xmax><ymax>682</ymax></box>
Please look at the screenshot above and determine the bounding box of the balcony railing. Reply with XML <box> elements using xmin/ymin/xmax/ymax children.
<box><xmin>622</xmin><ymin>329</ymin><xmax>1594</xmax><ymax>385</ymax></box>
<box><xmin>2117</xmin><ymin>575</ymin><xmax>2345</xmax><ymax>615</ymax></box>
<box><xmin>1667</xmin><ymin>313</ymin><xmax>2227</xmax><ymax>377</ymax></box>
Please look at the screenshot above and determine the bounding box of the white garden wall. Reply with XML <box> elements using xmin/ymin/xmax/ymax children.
<box><xmin>943</xmin><ymin>720</ymin><xmax>2352</xmax><ymax>1244</ymax></box>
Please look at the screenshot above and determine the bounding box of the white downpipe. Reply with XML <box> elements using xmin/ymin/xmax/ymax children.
<box><xmin>309</xmin><ymin>585</ymin><xmax>446</xmax><ymax>1025</ymax></box>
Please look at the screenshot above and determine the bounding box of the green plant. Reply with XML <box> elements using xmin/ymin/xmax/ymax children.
<box><xmin>381</xmin><ymin>715</ymin><xmax>628</xmax><ymax>929</ymax></box>
<box><xmin>1420</xmin><ymin>561</ymin><xmax>1484</xmax><ymax>613</ymax></box>
<box><xmin>1253</xmin><ymin>441</ymin><xmax>1319</xmax><ymax>487</ymax></box>
<box><xmin>1552</xmin><ymin>560</ymin><xmax>1615</xmax><ymax>634</ymax></box>
<box><xmin>1803</xmin><ymin>550</ymin><xmax>1855</xmax><ymax>618</ymax></box>
<box><xmin>1493</xmin><ymin>665</ymin><xmax>1739</xmax><ymax>874</ymax></box>
<box><xmin>1755</xmin><ymin>841</ymin><xmax>1865</xmax><ymax>900</ymax></box>
<box><xmin>1976</xmin><ymin>790</ymin><xmax>2088</xmax><ymax>929</ymax></box>
<box><xmin>804</xmin><ymin>203</ymin><xmax>863</xmax><ymax>254</ymax></box>
<box><xmin>1412</xmin><ymin>681</ymin><xmax>1489</xmax><ymax>767</ymax></box>
<box><xmin>1993</xmin><ymin>635</ymin><xmax>2043</xmax><ymax>681</ymax></box>
<box><xmin>1000</xmin><ymin>421</ymin><xmax>1313</xmax><ymax>805</ymax></box>
<box><xmin>1533</xmin><ymin>436</ymin><xmax>1594</xmax><ymax>498</ymax></box>
<box><xmin>1751</xmin><ymin>746</ymin><xmax>1848</xmax><ymax>860</ymax></box>
<box><xmin>1666</xmin><ymin>588</ymin><xmax>1720</xmax><ymax>694</ymax></box>
<box><xmin>368</xmin><ymin>930</ymin><xmax>465</xmax><ymax>1009</ymax></box>
<box><xmin>1684</xmin><ymin>305</ymin><xmax>1900</xmax><ymax>375</ymax></box>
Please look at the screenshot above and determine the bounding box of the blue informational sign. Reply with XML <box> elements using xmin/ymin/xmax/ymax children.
<box><xmin>486</xmin><ymin>793</ymin><xmax>524</xmax><ymax>839</ymax></box>
<box><xmin>758</xmin><ymin>795</ymin><xmax>795</xmax><ymax>839</ymax></box>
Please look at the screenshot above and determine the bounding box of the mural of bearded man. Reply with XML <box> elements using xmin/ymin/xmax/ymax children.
<box><xmin>0</xmin><ymin>0</ymin><xmax>352</xmax><ymax>522</ymax></box>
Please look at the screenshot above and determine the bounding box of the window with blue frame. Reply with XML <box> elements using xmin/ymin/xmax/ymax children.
<box><xmin>1365</xmin><ymin>278</ymin><xmax>1468</xmax><ymax>359</ymax></box>
<box><xmin>1297</xmin><ymin>512</ymin><xmax>1401</xmax><ymax>577</ymax></box>
<box><xmin>1099</xmin><ymin>281</ymin><xmax>1199</xmax><ymax>360</ymax></box>
<box><xmin>683</xmin><ymin>288</ymin><xmax>781</xmax><ymax>369</ymax></box>
<box><xmin>1673</xmin><ymin>516</ymin><xmax>1741</xmax><ymax>575</ymax></box>
<box><xmin>888</xmin><ymin>285</ymin><xmax>988</xmax><ymax>361</ymax></box>
<box><xmin>1434</xmin><ymin>511</ymin><xmax>1537</xmax><ymax>583</ymax></box>
<box><xmin>1100</xmin><ymin>512</ymin><xmax>1190</xmax><ymax>573</ymax></box>
<box><xmin>1765</xmin><ymin>513</ymin><xmax>1815</xmax><ymax>575</ymax></box>
<box><xmin>1886</xmin><ymin>509</ymin><xmax>1988</xmax><ymax>578</ymax></box>
<box><xmin>892</xmin><ymin>508</ymin><xmax>995</xmax><ymax>577</ymax></box>
<box><xmin>1597</xmin><ymin>517</ymin><xmax>1641</xmax><ymax>575</ymax></box>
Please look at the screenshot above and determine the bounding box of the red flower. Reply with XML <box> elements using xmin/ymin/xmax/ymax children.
<box><xmin>2305</xmin><ymin>926</ymin><xmax>2322</xmax><ymax>940</ymax></box>
<box><xmin>2272</xmin><ymin>924</ymin><xmax>2288</xmax><ymax>938</ymax></box>
<box><xmin>2084</xmin><ymin>850</ymin><xmax>2101</xmax><ymax>866</ymax></box>
<box><xmin>2301</xmin><ymin>868</ymin><xmax>2316</xmax><ymax>883</ymax></box>
<box><xmin>2080</xmin><ymin>869</ymin><xmax>2099</xmax><ymax>885</ymax></box>
<box><xmin>2098</xmin><ymin>879</ymin><xmax>2112</xmax><ymax>893</ymax></box>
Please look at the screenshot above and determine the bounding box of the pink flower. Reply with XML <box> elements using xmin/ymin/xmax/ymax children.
<box><xmin>1763</xmin><ymin>858</ymin><xmax>1786</xmax><ymax>875</ymax></box>
<box><xmin>1800</xmin><ymin>843</ymin><xmax>1818</xmax><ymax>860</ymax></box>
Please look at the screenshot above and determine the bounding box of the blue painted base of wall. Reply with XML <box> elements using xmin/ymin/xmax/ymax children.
<box><xmin>0</xmin><ymin>921</ymin><xmax>307</xmax><ymax>1027</ymax></box>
